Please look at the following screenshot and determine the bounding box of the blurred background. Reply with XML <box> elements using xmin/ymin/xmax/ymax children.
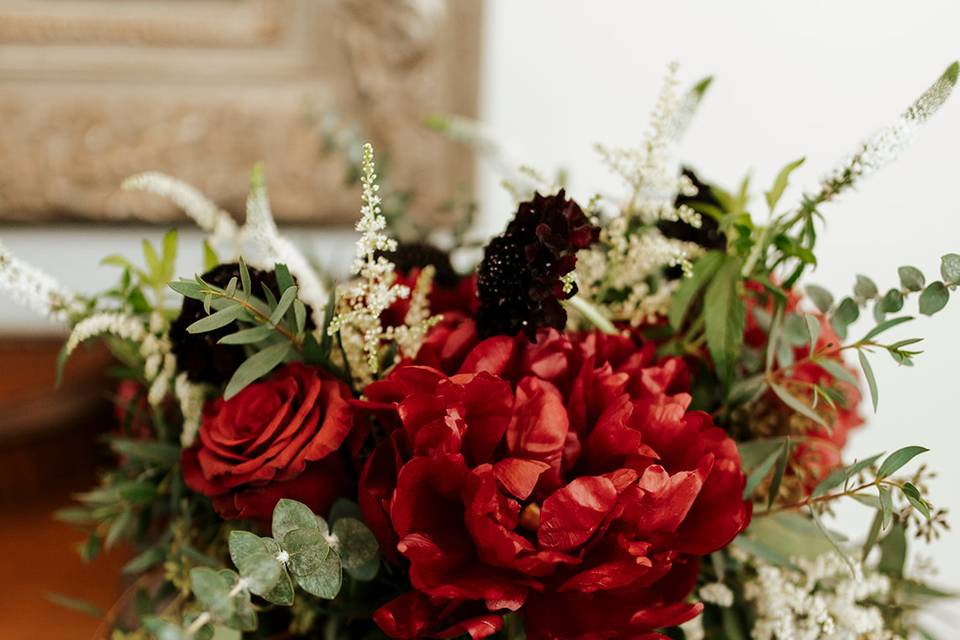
<box><xmin>1</xmin><ymin>0</ymin><xmax>959</xmax><ymax>636</ymax></box>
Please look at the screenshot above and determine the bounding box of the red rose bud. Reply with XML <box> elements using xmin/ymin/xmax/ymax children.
<box><xmin>358</xmin><ymin>330</ymin><xmax>751</xmax><ymax>639</ymax></box>
<box><xmin>182</xmin><ymin>363</ymin><xmax>353</xmax><ymax>521</ymax></box>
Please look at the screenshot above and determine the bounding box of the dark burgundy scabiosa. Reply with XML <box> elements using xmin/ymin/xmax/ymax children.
<box><xmin>658</xmin><ymin>168</ymin><xmax>727</xmax><ymax>252</ymax></box>
<box><xmin>169</xmin><ymin>263</ymin><xmax>291</xmax><ymax>385</ymax></box>
<box><xmin>477</xmin><ymin>190</ymin><xmax>599</xmax><ymax>341</ymax></box>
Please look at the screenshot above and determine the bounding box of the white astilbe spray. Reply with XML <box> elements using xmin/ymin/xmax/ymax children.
<box><xmin>388</xmin><ymin>265</ymin><xmax>442</xmax><ymax>361</ymax></box>
<box><xmin>743</xmin><ymin>552</ymin><xmax>899</xmax><ymax>640</ymax></box>
<box><xmin>582</xmin><ymin>63</ymin><xmax>707</xmax><ymax>327</ymax></box>
<box><xmin>328</xmin><ymin>143</ymin><xmax>412</xmax><ymax>384</ymax></box>
<box><xmin>64</xmin><ymin>313</ymin><xmax>146</xmax><ymax>360</ymax></box>
<box><xmin>816</xmin><ymin>62</ymin><xmax>958</xmax><ymax>202</ymax></box>
<box><xmin>240</xmin><ymin>166</ymin><xmax>328</xmax><ymax>327</ymax></box>
<box><xmin>175</xmin><ymin>373</ymin><xmax>206</xmax><ymax>447</ymax></box>
<box><xmin>122</xmin><ymin>172</ymin><xmax>239</xmax><ymax>247</ymax></box>
<box><xmin>0</xmin><ymin>240</ymin><xmax>84</xmax><ymax>322</ymax></box>
<box><xmin>699</xmin><ymin>581</ymin><xmax>734</xmax><ymax>608</ymax></box>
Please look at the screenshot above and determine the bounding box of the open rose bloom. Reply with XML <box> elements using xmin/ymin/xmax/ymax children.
<box><xmin>360</xmin><ymin>330</ymin><xmax>751</xmax><ymax>639</ymax></box>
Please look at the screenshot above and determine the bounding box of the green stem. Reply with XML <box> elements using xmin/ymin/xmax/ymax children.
<box><xmin>566</xmin><ymin>295</ymin><xmax>618</xmax><ymax>335</ymax></box>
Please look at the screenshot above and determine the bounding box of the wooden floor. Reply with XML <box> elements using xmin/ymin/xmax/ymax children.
<box><xmin>0</xmin><ymin>338</ymin><xmax>128</xmax><ymax>639</ymax></box>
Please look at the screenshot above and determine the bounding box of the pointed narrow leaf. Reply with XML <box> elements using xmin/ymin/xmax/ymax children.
<box><xmin>861</xmin><ymin>316</ymin><xmax>913</xmax><ymax>342</ymax></box>
<box><xmin>270</xmin><ymin>286</ymin><xmax>299</xmax><ymax>325</ymax></box>
<box><xmin>275</xmin><ymin>263</ymin><xmax>294</xmax><ymax>292</ymax></box>
<box><xmin>805</xmin><ymin>314</ymin><xmax>820</xmax><ymax>356</ymax></box>
<box><xmin>238</xmin><ymin>257</ymin><xmax>251</xmax><ymax>296</ymax></box>
<box><xmin>862</xmin><ymin>509</ymin><xmax>883</xmax><ymax>561</ymax></box>
<box><xmin>668</xmin><ymin>251</ymin><xmax>726</xmax><ymax>330</ymax></box>
<box><xmin>770</xmin><ymin>382</ymin><xmax>827</xmax><ymax>428</ymax></box>
<box><xmin>187</xmin><ymin>304</ymin><xmax>246</xmax><ymax>334</ymax></box>
<box><xmin>224</xmin><ymin>342</ymin><xmax>291</xmax><ymax>400</ymax></box>
<box><xmin>856</xmin><ymin>349</ymin><xmax>879</xmax><ymax>412</ymax></box>
<box><xmin>879</xmin><ymin>485</ymin><xmax>894</xmax><ymax>530</ymax></box>
<box><xmin>767</xmin><ymin>438</ymin><xmax>791</xmax><ymax>509</ymax></box>
<box><xmin>764</xmin><ymin>157</ymin><xmax>805</xmax><ymax>211</ymax></box>
<box><xmin>877</xmin><ymin>446</ymin><xmax>928</xmax><ymax>479</ymax></box>
<box><xmin>742</xmin><ymin>446</ymin><xmax>782</xmax><ymax>500</ymax></box>
<box><xmin>809</xmin><ymin>506</ymin><xmax>856</xmax><ymax>575</ymax></box>
<box><xmin>817</xmin><ymin>358</ymin><xmax>859</xmax><ymax>388</ymax></box>
<box><xmin>704</xmin><ymin>257</ymin><xmax>745</xmax><ymax>384</ymax></box>
<box><xmin>901</xmin><ymin>482</ymin><xmax>932</xmax><ymax>520</ymax></box>
<box><xmin>218</xmin><ymin>326</ymin><xmax>275</xmax><ymax>345</ymax></box>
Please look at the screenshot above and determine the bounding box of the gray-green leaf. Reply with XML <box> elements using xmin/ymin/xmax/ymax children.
<box><xmin>805</xmin><ymin>284</ymin><xmax>833</xmax><ymax>313</ymax></box>
<box><xmin>704</xmin><ymin>257</ymin><xmax>745</xmax><ymax>384</ymax></box>
<box><xmin>940</xmin><ymin>253</ymin><xmax>960</xmax><ymax>283</ymax></box>
<box><xmin>919</xmin><ymin>281</ymin><xmax>949</xmax><ymax>316</ymax></box>
<box><xmin>857</xmin><ymin>350</ymin><xmax>879</xmax><ymax>412</ymax></box>
<box><xmin>272</xmin><ymin>499</ymin><xmax>321</xmax><ymax>541</ymax></box>
<box><xmin>332</xmin><ymin>517</ymin><xmax>380</xmax><ymax>573</ymax></box>
<box><xmin>224</xmin><ymin>342</ymin><xmax>292</xmax><ymax>400</ymax></box>
<box><xmin>877</xmin><ymin>445</ymin><xmax>928</xmax><ymax>479</ymax></box>
<box><xmin>898</xmin><ymin>266</ymin><xmax>926</xmax><ymax>291</ymax></box>
<box><xmin>295</xmin><ymin>551</ymin><xmax>342</xmax><ymax>599</ymax></box>
<box><xmin>186</xmin><ymin>304</ymin><xmax>246</xmax><ymax>334</ymax></box>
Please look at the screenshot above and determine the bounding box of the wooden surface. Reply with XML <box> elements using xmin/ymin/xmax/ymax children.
<box><xmin>0</xmin><ymin>0</ymin><xmax>482</xmax><ymax>226</ymax></box>
<box><xmin>0</xmin><ymin>336</ymin><xmax>128</xmax><ymax>638</ymax></box>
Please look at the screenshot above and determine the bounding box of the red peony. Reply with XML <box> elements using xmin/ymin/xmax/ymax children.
<box><xmin>358</xmin><ymin>330</ymin><xmax>751</xmax><ymax>639</ymax></box>
<box><xmin>182</xmin><ymin>363</ymin><xmax>353</xmax><ymax>521</ymax></box>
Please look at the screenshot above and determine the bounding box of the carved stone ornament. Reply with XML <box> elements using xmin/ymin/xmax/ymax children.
<box><xmin>0</xmin><ymin>0</ymin><xmax>481</xmax><ymax>226</ymax></box>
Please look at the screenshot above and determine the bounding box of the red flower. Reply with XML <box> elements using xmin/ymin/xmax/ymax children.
<box><xmin>743</xmin><ymin>282</ymin><xmax>864</xmax><ymax>489</ymax></box>
<box><xmin>182</xmin><ymin>363</ymin><xmax>353</xmax><ymax>521</ymax></box>
<box><xmin>359</xmin><ymin>331</ymin><xmax>751</xmax><ymax>639</ymax></box>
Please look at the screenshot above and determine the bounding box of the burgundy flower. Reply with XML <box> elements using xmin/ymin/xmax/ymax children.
<box><xmin>358</xmin><ymin>330</ymin><xmax>751</xmax><ymax>639</ymax></box>
<box><xmin>477</xmin><ymin>191</ymin><xmax>599</xmax><ymax>340</ymax></box>
<box><xmin>182</xmin><ymin>363</ymin><xmax>353</xmax><ymax>521</ymax></box>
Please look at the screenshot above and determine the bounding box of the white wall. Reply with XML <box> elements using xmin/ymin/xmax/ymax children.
<box><xmin>478</xmin><ymin>0</ymin><xmax>960</xmax><ymax>629</ymax></box>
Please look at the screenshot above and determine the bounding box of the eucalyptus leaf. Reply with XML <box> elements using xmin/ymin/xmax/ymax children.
<box><xmin>203</xmin><ymin>241</ymin><xmax>220</xmax><ymax>271</ymax></box>
<box><xmin>770</xmin><ymin>382</ymin><xmax>827</xmax><ymax>428</ymax></box>
<box><xmin>704</xmin><ymin>257</ymin><xmax>745</xmax><ymax>384</ymax></box>
<box><xmin>805</xmin><ymin>284</ymin><xmax>833</xmax><ymax>313</ymax></box>
<box><xmin>742</xmin><ymin>445</ymin><xmax>782</xmax><ymax>499</ymax></box>
<box><xmin>228</xmin><ymin>531</ymin><xmax>283</xmax><ymax>596</ymax></box>
<box><xmin>919</xmin><ymin>281</ymin><xmax>949</xmax><ymax>316</ymax></box>
<box><xmin>218</xmin><ymin>326</ymin><xmax>275</xmax><ymax>345</ymax></box>
<box><xmin>190</xmin><ymin>567</ymin><xmax>234</xmax><ymax>620</ymax></box>
<box><xmin>272</xmin><ymin>499</ymin><xmax>321</xmax><ymax>541</ymax></box>
<box><xmin>169</xmin><ymin>280</ymin><xmax>206</xmax><ymax>301</ymax></box>
<box><xmin>767</xmin><ymin>439</ymin><xmax>791</xmax><ymax>509</ymax></box>
<box><xmin>668</xmin><ymin>251</ymin><xmax>725</xmax><ymax>330</ymax></box>
<box><xmin>270</xmin><ymin>286</ymin><xmax>299</xmax><ymax>325</ymax></box>
<box><xmin>142</xmin><ymin>617</ymin><xmax>189</xmax><ymax>640</ymax></box>
<box><xmin>275</xmin><ymin>263</ymin><xmax>294</xmax><ymax>293</ymax></box>
<box><xmin>817</xmin><ymin>358</ymin><xmax>859</xmax><ymax>388</ymax></box>
<box><xmin>332</xmin><ymin>517</ymin><xmax>380</xmax><ymax>572</ymax></box>
<box><xmin>877</xmin><ymin>446</ymin><xmax>928</xmax><ymax>479</ymax></box>
<box><xmin>224</xmin><ymin>342</ymin><xmax>292</xmax><ymax>400</ymax></box>
<box><xmin>283</xmin><ymin>528</ymin><xmax>330</xmax><ymax>576</ymax></box>
<box><xmin>880</xmin><ymin>288</ymin><xmax>904</xmax><ymax>313</ymax></box>
<box><xmin>879</xmin><ymin>485</ymin><xmax>894</xmax><ymax>530</ymax></box>
<box><xmin>764</xmin><ymin>157</ymin><xmax>805</xmax><ymax>211</ymax></box>
<box><xmin>804</xmin><ymin>314</ymin><xmax>820</xmax><ymax>356</ymax></box>
<box><xmin>238</xmin><ymin>257</ymin><xmax>251</xmax><ymax>297</ymax></box>
<box><xmin>295</xmin><ymin>550</ymin><xmax>342</xmax><ymax>599</ymax></box>
<box><xmin>862</xmin><ymin>509</ymin><xmax>883</xmax><ymax>561</ymax></box>
<box><xmin>187</xmin><ymin>305</ymin><xmax>246</xmax><ymax>334</ymax></box>
<box><xmin>901</xmin><ymin>482</ymin><xmax>932</xmax><ymax>520</ymax></box>
<box><xmin>854</xmin><ymin>274</ymin><xmax>878</xmax><ymax>300</ymax></box>
<box><xmin>861</xmin><ymin>316</ymin><xmax>913</xmax><ymax>343</ymax></box>
<box><xmin>878</xmin><ymin>523</ymin><xmax>907</xmax><ymax>578</ymax></box>
<box><xmin>940</xmin><ymin>253</ymin><xmax>960</xmax><ymax>283</ymax></box>
<box><xmin>898</xmin><ymin>265</ymin><xmax>926</xmax><ymax>291</ymax></box>
<box><xmin>857</xmin><ymin>350</ymin><xmax>879</xmax><ymax>412</ymax></box>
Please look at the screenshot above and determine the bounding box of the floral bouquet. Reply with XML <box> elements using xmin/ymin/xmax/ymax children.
<box><xmin>1</xmin><ymin>61</ymin><xmax>957</xmax><ymax>640</ymax></box>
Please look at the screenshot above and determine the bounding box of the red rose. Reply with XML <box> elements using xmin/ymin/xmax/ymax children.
<box><xmin>359</xmin><ymin>331</ymin><xmax>751</xmax><ymax>639</ymax></box>
<box><xmin>182</xmin><ymin>363</ymin><xmax>353</xmax><ymax>521</ymax></box>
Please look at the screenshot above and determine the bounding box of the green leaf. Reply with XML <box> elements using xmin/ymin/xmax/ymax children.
<box><xmin>742</xmin><ymin>445</ymin><xmax>782</xmax><ymax>500</ymax></box>
<box><xmin>186</xmin><ymin>305</ymin><xmax>246</xmax><ymax>334</ymax></box>
<box><xmin>770</xmin><ymin>382</ymin><xmax>827</xmax><ymax>428</ymax></box>
<box><xmin>218</xmin><ymin>326</ymin><xmax>275</xmax><ymax>345</ymax></box>
<box><xmin>108</xmin><ymin>438</ymin><xmax>180</xmax><ymax>466</ymax></box>
<box><xmin>862</xmin><ymin>509</ymin><xmax>883</xmax><ymax>561</ymax></box>
<box><xmin>854</xmin><ymin>274</ymin><xmax>879</xmax><ymax>300</ymax></box>
<box><xmin>919</xmin><ymin>281</ymin><xmax>949</xmax><ymax>315</ymax></box>
<box><xmin>898</xmin><ymin>265</ymin><xmax>926</xmax><ymax>291</ymax></box>
<box><xmin>203</xmin><ymin>241</ymin><xmax>220</xmax><ymax>272</ymax></box>
<box><xmin>879</xmin><ymin>485</ymin><xmax>894</xmax><ymax>530</ymax></box>
<box><xmin>817</xmin><ymin>358</ymin><xmax>859</xmax><ymax>388</ymax></box>
<box><xmin>809</xmin><ymin>506</ymin><xmax>856</xmax><ymax>575</ymax></box>
<box><xmin>857</xmin><ymin>350</ymin><xmax>879</xmax><ymax>412</ymax></box>
<box><xmin>833</xmin><ymin>297</ymin><xmax>860</xmax><ymax>325</ymax></box>
<box><xmin>767</xmin><ymin>438</ymin><xmax>791</xmax><ymax>509</ymax></box>
<box><xmin>228</xmin><ymin>531</ymin><xmax>282</xmax><ymax>596</ymax></box>
<box><xmin>878</xmin><ymin>523</ymin><xmax>907</xmax><ymax>578</ymax></box>
<box><xmin>804</xmin><ymin>314</ymin><xmax>820</xmax><ymax>357</ymax></box>
<box><xmin>238</xmin><ymin>257</ymin><xmax>251</xmax><ymax>297</ymax></box>
<box><xmin>261</xmin><ymin>570</ymin><xmax>295</xmax><ymax>606</ymax></box>
<box><xmin>275</xmin><ymin>263</ymin><xmax>294</xmax><ymax>293</ymax></box>
<box><xmin>941</xmin><ymin>253</ymin><xmax>960</xmax><ymax>283</ymax></box>
<box><xmin>161</xmin><ymin>229</ymin><xmax>178</xmax><ymax>280</ymax></box>
<box><xmin>880</xmin><ymin>288</ymin><xmax>904</xmax><ymax>313</ymax></box>
<box><xmin>272</xmin><ymin>499</ymin><xmax>321</xmax><ymax>541</ymax></box>
<box><xmin>270</xmin><ymin>286</ymin><xmax>299</xmax><ymax>325</ymax></box>
<box><xmin>295</xmin><ymin>551</ymin><xmax>342</xmax><ymax>599</ymax></box>
<box><xmin>704</xmin><ymin>257</ymin><xmax>745</xmax><ymax>384</ymax></box>
<box><xmin>190</xmin><ymin>567</ymin><xmax>235</xmax><ymax>619</ymax></box>
<box><xmin>668</xmin><ymin>251</ymin><xmax>726</xmax><ymax>330</ymax></box>
<box><xmin>142</xmin><ymin>617</ymin><xmax>189</xmax><ymax>640</ymax></box>
<box><xmin>861</xmin><ymin>315</ymin><xmax>913</xmax><ymax>342</ymax></box>
<box><xmin>764</xmin><ymin>157</ymin><xmax>805</xmax><ymax>211</ymax></box>
<box><xmin>283</xmin><ymin>528</ymin><xmax>330</xmax><ymax>576</ymax></box>
<box><xmin>142</xmin><ymin>239</ymin><xmax>162</xmax><ymax>279</ymax></box>
<box><xmin>224</xmin><ymin>342</ymin><xmax>292</xmax><ymax>400</ymax></box>
<box><xmin>294</xmin><ymin>300</ymin><xmax>307</xmax><ymax>335</ymax></box>
<box><xmin>169</xmin><ymin>280</ymin><xmax>206</xmax><ymax>301</ymax></box>
<box><xmin>877</xmin><ymin>445</ymin><xmax>928</xmax><ymax>479</ymax></box>
<box><xmin>45</xmin><ymin>592</ymin><xmax>104</xmax><ymax>619</ymax></box>
<box><xmin>332</xmin><ymin>517</ymin><xmax>380</xmax><ymax>573</ymax></box>
<box><xmin>123</xmin><ymin>546</ymin><xmax>165</xmax><ymax>575</ymax></box>
<box><xmin>805</xmin><ymin>284</ymin><xmax>833</xmax><ymax>313</ymax></box>
<box><xmin>901</xmin><ymin>482</ymin><xmax>932</xmax><ymax>520</ymax></box>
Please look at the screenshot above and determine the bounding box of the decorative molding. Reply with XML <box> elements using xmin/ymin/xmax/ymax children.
<box><xmin>0</xmin><ymin>0</ymin><xmax>481</xmax><ymax>225</ymax></box>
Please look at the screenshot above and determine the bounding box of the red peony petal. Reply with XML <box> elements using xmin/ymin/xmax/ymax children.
<box><xmin>538</xmin><ymin>476</ymin><xmax>617</xmax><ymax>551</ymax></box>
